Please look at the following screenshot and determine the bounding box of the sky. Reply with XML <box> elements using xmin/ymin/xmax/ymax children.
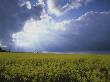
<box><xmin>0</xmin><ymin>0</ymin><xmax>110</xmax><ymax>52</ymax></box>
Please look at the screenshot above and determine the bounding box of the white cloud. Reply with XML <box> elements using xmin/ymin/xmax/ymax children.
<box><xmin>26</xmin><ymin>1</ymin><xmax>32</xmax><ymax>9</ymax></box>
<box><xmin>19</xmin><ymin>0</ymin><xmax>32</xmax><ymax>9</ymax></box>
<box><xmin>47</xmin><ymin>0</ymin><xmax>92</xmax><ymax>16</ymax></box>
<box><xmin>12</xmin><ymin>15</ymin><xmax>70</xmax><ymax>48</ymax></box>
<box><xmin>47</xmin><ymin>0</ymin><xmax>62</xmax><ymax>16</ymax></box>
<box><xmin>38</xmin><ymin>0</ymin><xmax>44</xmax><ymax>5</ymax></box>
<box><xmin>18</xmin><ymin>0</ymin><xmax>92</xmax><ymax>16</ymax></box>
<box><xmin>62</xmin><ymin>2</ymin><xmax>81</xmax><ymax>12</ymax></box>
<box><xmin>77</xmin><ymin>11</ymin><xmax>110</xmax><ymax>21</ymax></box>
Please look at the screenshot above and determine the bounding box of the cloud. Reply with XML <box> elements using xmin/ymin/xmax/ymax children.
<box><xmin>0</xmin><ymin>0</ymin><xmax>110</xmax><ymax>52</ymax></box>
<box><xmin>0</xmin><ymin>0</ymin><xmax>43</xmax><ymax>48</ymax></box>
<box><xmin>47</xmin><ymin>0</ymin><xmax>62</xmax><ymax>16</ymax></box>
<box><xmin>12</xmin><ymin>11</ymin><xmax>110</xmax><ymax>51</ymax></box>
<box><xmin>0</xmin><ymin>40</ymin><xmax>8</xmax><ymax>48</ymax></box>
<box><xmin>37</xmin><ymin>0</ymin><xmax>45</xmax><ymax>6</ymax></box>
<box><xmin>47</xmin><ymin>0</ymin><xmax>92</xmax><ymax>16</ymax></box>
<box><xmin>62</xmin><ymin>11</ymin><xmax>110</xmax><ymax>51</ymax></box>
<box><xmin>25</xmin><ymin>1</ymin><xmax>32</xmax><ymax>9</ymax></box>
<box><xmin>19</xmin><ymin>0</ymin><xmax>32</xmax><ymax>9</ymax></box>
<box><xmin>12</xmin><ymin>14</ymin><xmax>70</xmax><ymax>51</ymax></box>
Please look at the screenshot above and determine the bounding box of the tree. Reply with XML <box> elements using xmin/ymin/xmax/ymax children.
<box><xmin>0</xmin><ymin>47</ymin><xmax>2</xmax><ymax>51</ymax></box>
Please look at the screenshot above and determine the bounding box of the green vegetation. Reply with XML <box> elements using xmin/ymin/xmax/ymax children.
<box><xmin>0</xmin><ymin>52</ymin><xmax>110</xmax><ymax>82</ymax></box>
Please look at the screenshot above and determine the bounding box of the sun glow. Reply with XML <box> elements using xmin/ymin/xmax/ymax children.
<box><xmin>12</xmin><ymin>16</ymin><xmax>69</xmax><ymax>48</ymax></box>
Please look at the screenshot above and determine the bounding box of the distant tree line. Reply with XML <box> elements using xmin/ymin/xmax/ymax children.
<box><xmin>0</xmin><ymin>47</ymin><xmax>10</xmax><ymax>52</ymax></box>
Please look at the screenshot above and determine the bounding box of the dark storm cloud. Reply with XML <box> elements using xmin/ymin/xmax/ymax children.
<box><xmin>68</xmin><ymin>11</ymin><xmax>110</xmax><ymax>50</ymax></box>
<box><xmin>59</xmin><ymin>11</ymin><xmax>110</xmax><ymax>51</ymax></box>
<box><xmin>0</xmin><ymin>0</ymin><xmax>43</xmax><ymax>47</ymax></box>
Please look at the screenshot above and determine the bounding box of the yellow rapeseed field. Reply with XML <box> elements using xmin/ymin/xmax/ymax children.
<box><xmin>0</xmin><ymin>52</ymin><xmax>110</xmax><ymax>82</ymax></box>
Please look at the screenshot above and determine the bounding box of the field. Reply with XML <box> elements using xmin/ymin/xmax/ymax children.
<box><xmin>0</xmin><ymin>52</ymin><xmax>110</xmax><ymax>82</ymax></box>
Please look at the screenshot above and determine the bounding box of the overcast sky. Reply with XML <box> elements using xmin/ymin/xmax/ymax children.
<box><xmin>0</xmin><ymin>0</ymin><xmax>110</xmax><ymax>52</ymax></box>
